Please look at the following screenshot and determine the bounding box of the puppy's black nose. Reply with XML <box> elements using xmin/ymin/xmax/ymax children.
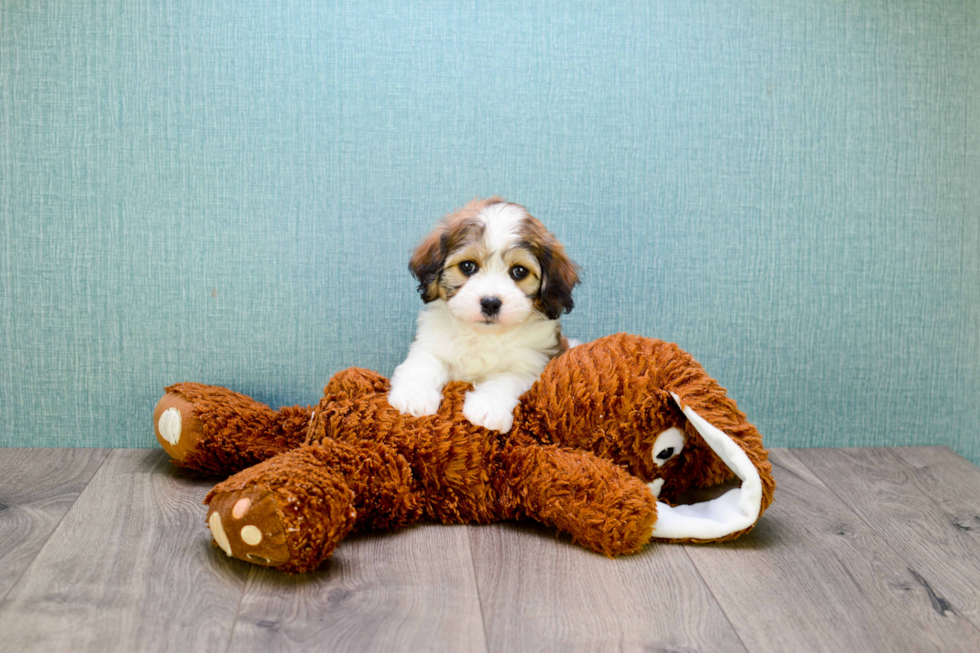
<box><xmin>480</xmin><ymin>296</ymin><xmax>502</xmax><ymax>317</ymax></box>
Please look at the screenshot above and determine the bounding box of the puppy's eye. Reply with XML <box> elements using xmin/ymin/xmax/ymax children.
<box><xmin>510</xmin><ymin>265</ymin><xmax>529</xmax><ymax>281</ymax></box>
<box><xmin>458</xmin><ymin>261</ymin><xmax>478</xmax><ymax>276</ymax></box>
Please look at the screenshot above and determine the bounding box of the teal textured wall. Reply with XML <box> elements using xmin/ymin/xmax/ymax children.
<box><xmin>2</xmin><ymin>1</ymin><xmax>978</xmax><ymax>463</ymax></box>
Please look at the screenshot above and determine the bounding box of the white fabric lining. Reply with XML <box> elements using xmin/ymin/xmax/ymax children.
<box><xmin>650</xmin><ymin>393</ymin><xmax>763</xmax><ymax>540</ymax></box>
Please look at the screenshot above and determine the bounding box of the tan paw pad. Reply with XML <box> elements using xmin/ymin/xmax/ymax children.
<box><xmin>208</xmin><ymin>512</ymin><xmax>232</xmax><ymax>556</ymax></box>
<box><xmin>240</xmin><ymin>525</ymin><xmax>262</xmax><ymax>545</ymax></box>
<box><xmin>232</xmin><ymin>497</ymin><xmax>251</xmax><ymax>519</ymax></box>
<box><xmin>158</xmin><ymin>408</ymin><xmax>181</xmax><ymax>445</ymax></box>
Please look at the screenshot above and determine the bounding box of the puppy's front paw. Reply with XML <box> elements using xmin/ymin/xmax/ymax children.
<box><xmin>463</xmin><ymin>391</ymin><xmax>517</xmax><ymax>433</ymax></box>
<box><xmin>388</xmin><ymin>383</ymin><xmax>442</xmax><ymax>417</ymax></box>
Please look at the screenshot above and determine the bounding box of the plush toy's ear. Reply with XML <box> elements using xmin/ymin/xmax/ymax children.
<box><xmin>650</xmin><ymin>392</ymin><xmax>769</xmax><ymax>541</ymax></box>
<box><xmin>408</xmin><ymin>227</ymin><xmax>447</xmax><ymax>303</ymax></box>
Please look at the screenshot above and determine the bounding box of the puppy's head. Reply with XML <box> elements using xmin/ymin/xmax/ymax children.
<box><xmin>409</xmin><ymin>197</ymin><xmax>580</xmax><ymax>327</ymax></box>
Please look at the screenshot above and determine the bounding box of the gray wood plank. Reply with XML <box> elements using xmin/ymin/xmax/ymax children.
<box><xmin>0</xmin><ymin>449</ymin><xmax>249</xmax><ymax>652</ymax></box>
<box><xmin>228</xmin><ymin>525</ymin><xmax>488</xmax><ymax>653</ymax></box>
<box><xmin>684</xmin><ymin>448</ymin><xmax>980</xmax><ymax>653</ymax></box>
<box><xmin>795</xmin><ymin>446</ymin><xmax>980</xmax><ymax>630</ymax></box>
<box><xmin>469</xmin><ymin>520</ymin><xmax>746</xmax><ymax>653</ymax></box>
<box><xmin>0</xmin><ymin>448</ymin><xmax>110</xmax><ymax>600</ymax></box>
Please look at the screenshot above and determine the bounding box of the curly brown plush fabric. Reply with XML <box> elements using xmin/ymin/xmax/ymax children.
<box><xmin>520</xmin><ymin>335</ymin><xmax>775</xmax><ymax>515</ymax></box>
<box><xmin>155</xmin><ymin>333</ymin><xmax>774</xmax><ymax>573</ymax></box>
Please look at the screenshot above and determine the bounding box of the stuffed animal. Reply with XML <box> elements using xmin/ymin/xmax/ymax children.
<box><xmin>153</xmin><ymin>334</ymin><xmax>774</xmax><ymax>573</ymax></box>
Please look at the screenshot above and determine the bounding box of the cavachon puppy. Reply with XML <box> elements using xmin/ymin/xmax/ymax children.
<box><xmin>387</xmin><ymin>197</ymin><xmax>580</xmax><ymax>432</ymax></box>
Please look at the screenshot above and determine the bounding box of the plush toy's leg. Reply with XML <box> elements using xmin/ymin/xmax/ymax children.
<box><xmin>204</xmin><ymin>446</ymin><xmax>356</xmax><ymax>572</ymax></box>
<box><xmin>154</xmin><ymin>383</ymin><xmax>312</xmax><ymax>476</ymax></box>
<box><xmin>204</xmin><ymin>440</ymin><xmax>422</xmax><ymax>573</ymax></box>
<box><xmin>498</xmin><ymin>444</ymin><xmax>658</xmax><ymax>556</ymax></box>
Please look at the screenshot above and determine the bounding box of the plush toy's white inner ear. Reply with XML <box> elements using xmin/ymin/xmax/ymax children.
<box><xmin>650</xmin><ymin>392</ymin><xmax>763</xmax><ymax>540</ymax></box>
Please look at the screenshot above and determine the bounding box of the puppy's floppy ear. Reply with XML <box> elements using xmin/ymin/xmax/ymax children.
<box><xmin>538</xmin><ymin>240</ymin><xmax>580</xmax><ymax>319</ymax></box>
<box><xmin>408</xmin><ymin>227</ymin><xmax>446</xmax><ymax>303</ymax></box>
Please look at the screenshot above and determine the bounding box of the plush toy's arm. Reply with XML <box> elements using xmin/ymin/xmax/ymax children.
<box><xmin>499</xmin><ymin>444</ymin><xmax>657</xmax><ymax>556</ymax></box>
<box><xmin>154</xmin><ymin>383</ymin><xmax>312</xmax><ymax>476</ymax></box>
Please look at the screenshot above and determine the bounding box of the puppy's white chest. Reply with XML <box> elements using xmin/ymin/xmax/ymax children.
<box><xmin>443</xmin><ymin>337</ymin><xmax>518</xmax><ymax>383</ymax></box>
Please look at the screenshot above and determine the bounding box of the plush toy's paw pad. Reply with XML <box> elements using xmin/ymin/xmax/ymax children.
<box><xmin>463</xmin><ymin>391</ymin><xmax>516</xmax><ymax>433</ymax></box>
<box><xmin>206</xmin><ymin>489</ymin><xmax>291</xmax><ymax>567</ymax></box>
<box><xmin>387</xmin><ymin>384</ymin><xmax>442</xmax><ymax>417</ymax></box>
<box><xmin>153</xmin><ymin>392</ymin><xmax>206</xmax><ymax>462</ymax></box>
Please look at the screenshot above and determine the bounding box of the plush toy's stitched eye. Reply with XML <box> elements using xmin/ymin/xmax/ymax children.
<box><xmin>459</xmin><ymin>261</ymin><xmax>478</xmax><ymax>276</ymax></box>
<box><xmin>651</xmin><ymin>427</ymin><xmax>684</xmax><ymax>467</ymax></box>
<box><xmin>510</xmin><ymin>265</ymin><xmax>529</xmax><ymax>281</ymax></box>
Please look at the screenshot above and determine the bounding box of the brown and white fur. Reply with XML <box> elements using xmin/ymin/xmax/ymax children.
<box><xmin>388</xmin><ymin>197</ymin><xmax>580</xmax><ymax>433</ymax></box>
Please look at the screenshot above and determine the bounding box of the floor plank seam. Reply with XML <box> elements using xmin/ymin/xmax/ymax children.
<box><xmin>0</xmin><ymin>448</ymin><xmax>113</xmax><ymax>605</ymax></box>
<box><xmin>464</xmin><ymin>526</ymin><xmax>493</xmax><ymax>653</ymax></box>
<box><xmin>680</xmin><ymin>545</ymin><xmax>752</xmax><ymax>653</ymax></box>
<box><xmin>793</xmin><ymin>449</ymin><xmax>980</xmax><ymax>640</ymax></box>
<box><xmin>222</xmin><ymin>535</ymin><xmax>257</xmax><ymax>652</ymax></box>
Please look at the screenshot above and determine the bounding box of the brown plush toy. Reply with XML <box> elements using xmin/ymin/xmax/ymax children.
<box><xmin>153</xmin><ymin>334</ymin><xmax>775</xmax><ymax>573</ymax></box>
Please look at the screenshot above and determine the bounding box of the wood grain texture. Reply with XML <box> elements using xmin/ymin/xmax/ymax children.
<box><xmin>469</xmin><ymin>521</ymin><xmax>746</xmax><ymax>653</ymax></box>
<box><xmin>796</xmin><ymin>446</ymin><xmax>980</xmax><ymax>631</ymax></box>
<box><xmin>228</xmin><ymin>525</ymin><xmax>487</xmax><ymax>653</ymax></box>
<box><xmin>0</xmin><ymin>449</ymin><xmax>248</xmax><ymax>652</ymax></box>
<box><xmin>4</xmin><ymin>447</ymin><xmax>980</xmax><ymax>653</ymax></box>
<box><xmin>0</xmin><ymin>448</ymin><xmax>110</xmax><ymax>601</ymax></box>
<box><xmin>684</xmin><ymin>448</ymin><xmax>980</xmax><ymax>653</ymax></box>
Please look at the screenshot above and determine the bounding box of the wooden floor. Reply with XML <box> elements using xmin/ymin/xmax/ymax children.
<box><xmin>1</xmin><ymin>447</ymin><xmax>980</xmax><ymax>652</ymax></box>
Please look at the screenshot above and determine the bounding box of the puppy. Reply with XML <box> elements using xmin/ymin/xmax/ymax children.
<box><xmin>388</xmin><ymin>197</ymin><xmax>580</xmax><ymax>433</ymax></box>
